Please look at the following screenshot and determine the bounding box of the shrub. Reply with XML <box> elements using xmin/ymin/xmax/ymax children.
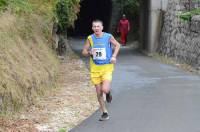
<box><xmin>0</xmin><ymin>0</ymin><xmax>8</xmax><ymax>11</ymax></box>
<box><xmin>180</xmin><ymin>8</ymin><xmax>200</xmax><ymax>21</ymax></box>
<box><xmin>55</xmin><ymin>0</ymin><xmax>80</xmax><ymax>32</ymax></box>
<box><xmin>116</xmin><ymin>0</ymin><xmax>139</xmax><ymax>16</ymax></box>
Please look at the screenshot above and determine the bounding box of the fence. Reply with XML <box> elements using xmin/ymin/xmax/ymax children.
<box><xmin>180</xmin><ymin>0</ymin><xmax>200</xmax><ymax>10</ymax></box>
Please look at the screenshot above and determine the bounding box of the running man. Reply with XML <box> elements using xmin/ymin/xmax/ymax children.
<box><xmin>82</xmin><ymin>20</ymin><xmax>120</xmax><ymax>121</ymax></box>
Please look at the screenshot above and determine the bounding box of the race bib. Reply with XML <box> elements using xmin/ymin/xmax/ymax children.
<box><xmin>92</xmin><ymin>48</ymin><xmax>106</xmax><ymax>60</ymax></box>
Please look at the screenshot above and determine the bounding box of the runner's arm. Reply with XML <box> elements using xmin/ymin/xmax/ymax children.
<box><xmin>109</xmin><ymin>36</ymin><xmax>120</xmax><ymax>64</ymax></box>
<box><xmin>110</xmin><ymin>36</ymin><xmax>120</xmax><ymax>58</ymax></box>
<box><xmin>82</xmin><ymin>39</ymin><xmax>91</xmax><ymax>57</ymax></box>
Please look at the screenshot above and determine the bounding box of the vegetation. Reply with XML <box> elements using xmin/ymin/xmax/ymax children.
<box><xmin>0</xmin><ymin>0</ymin><xmax>82</xmax><ymax>114</ymax></box>
<box><xmin>59</xmin><ymin>128</ymin><xmax>67</xmax><ymax>132</ymax></box>
<box><xmin>55</xmin><ymin>0</ymin><xmax>80</xmax><ymax>32</ymax></box>
<box><xmin>0</xmin><ymin>0</ymin><xmax>60</xmax><ymax>114</ymax></box>
<box><xmin>0</xmin><ymin>0</ymin><xmax>8</xmax><ymax>12</ymax></box>
<box><xmin>115</xmin><ymin>0</ymin><xmax>140</xmax><ymax>38</ymax></box>
<box><xmin>180</xmin><ymin>8</ymin><xmax>200</xmax><ymax>21</ymax></box>
<box><xmin>116</xmin><ymin>0</ymin><xmax>139</xmax><ymax>16</ymax></box>
<box><xmin>0</xmin><ymin>0</ymin><xmax>82</xmax><ymax>115</ymax></box>
<box><xmin>151</xmin><ymin>53</ymin><xmax>200</xmax><ymax>74</ymax></box>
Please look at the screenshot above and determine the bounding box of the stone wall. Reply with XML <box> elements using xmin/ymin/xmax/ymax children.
<box><xmin>159</xmin><ymin>0</ymin><xmax>200</xmax><ymax>68</ymax></box>
<box><xmin>109</xmin><ymin>0</ymin><xmax>121</xmax><ymax>33</ymax></box>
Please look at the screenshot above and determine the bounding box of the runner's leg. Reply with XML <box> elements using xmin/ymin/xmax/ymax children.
<box><xmin>101</xmin><ymin>80</ymin><xmax>111</xmax><ymax>94</ymax></box>
<box><xmin>102</xmin><ymin>80</ymin><xmax>112</xmax><ymax>103</ymax></box>
<box><xmin>95</xmin><ymin>84</ymin><xmax>107</xmax><ymax>113</ymax></box>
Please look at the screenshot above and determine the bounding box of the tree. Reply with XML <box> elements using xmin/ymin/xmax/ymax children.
<box><xmin>116</xmin><ymin>0</ymin><xmax>139</xmax><ymax>16</ymax></box>
<box><xmin>55</xmin><ymin>0</ymin><xmax>80</xmax><ymax>33</ymax></box>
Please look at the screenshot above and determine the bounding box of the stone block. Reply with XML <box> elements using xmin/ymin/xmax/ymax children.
<box><xmin>191</xmin><ymin>15</ymin><xmax>200</xmax><ymax>33</ymax></box>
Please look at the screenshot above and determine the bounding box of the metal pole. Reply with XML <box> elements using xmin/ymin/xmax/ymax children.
<box><xmin>189</xmin><ymin>0</ymin><xmax>191</xmax><ymax>10</ymax></box>
<box><xmin>160</xmin><ymin>0</ymin><xmax>163</xmax><ymax>10</ymax></box>
<box><xmin>199</xmin><ymin>0</ymin><xmax>200</xmax><ymax>8</ymax></box>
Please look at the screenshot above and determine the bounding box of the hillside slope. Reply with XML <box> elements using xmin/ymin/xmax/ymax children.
<box><xmin>0</xmin><ymin>9</ymin><xmax>59</xmax><ymax>112</ymax></box>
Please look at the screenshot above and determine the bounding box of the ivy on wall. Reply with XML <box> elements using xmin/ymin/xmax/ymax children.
<box><xmin>179</xmin><ymin>8</ymin><xmax>200</xmax><ymax>21</ymax></box>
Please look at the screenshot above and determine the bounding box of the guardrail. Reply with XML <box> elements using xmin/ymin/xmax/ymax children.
<box><xmin>180</xmin><ymin>0</ymin><xmax>200</xmax><ymax>11</ymax></box>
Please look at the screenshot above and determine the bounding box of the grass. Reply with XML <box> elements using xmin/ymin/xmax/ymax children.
<box><xmin>59</xmin><ymin>128</ymin><xmax>67</xmax><ymax>132</ymax></box>
<box><xmin>9</xmin><ymin>0</ymin><xmax>33</xmax><ymax>14</ymax></box>
<box><xmin>0</xmin><ymin>0</ymin><xmax>59</xmax><ymax>114</ymax></box>
<box><xmin>149</xmin><ymin>53</ymin><xmax>200</xmax><ymax>74</ymax></box>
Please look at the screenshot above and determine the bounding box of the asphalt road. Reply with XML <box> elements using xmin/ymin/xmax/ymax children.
<box><xmin>68</xmin><ymin>37</ymin><xmax>200</xmax><ymax>132</ymax></box>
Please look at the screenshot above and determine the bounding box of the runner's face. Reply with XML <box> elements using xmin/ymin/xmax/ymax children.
<box><xmin>92</xmin><ymin>22</ymin><xmax>103</xmax><ymax>35</ymax></box>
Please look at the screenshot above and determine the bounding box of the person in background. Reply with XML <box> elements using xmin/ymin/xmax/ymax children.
<box><xmin>117</xmin><ymin>14</ymin><xmax>130</xmax><ymax>46</ymax></box>
<box><xmin>82</xmin><ymin>20</ymin><xmax>120</xmax><ymax>121</ymax></box>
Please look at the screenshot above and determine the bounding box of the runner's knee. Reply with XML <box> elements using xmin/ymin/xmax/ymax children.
<box><xmin>102</xmin><ymin>80</ymin><xmax>111</xmax><ymax>93</ymax></box>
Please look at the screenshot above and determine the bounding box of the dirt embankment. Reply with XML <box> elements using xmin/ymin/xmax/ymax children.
<box><xmin>0</xmin><ymin>44</ymin><xmax>98</xmax><ymax>131</ymax></box>
<box><xmin>0</xmin><ymin>12</ymin><xmax>59</xmax><ymax>113</ymax></box>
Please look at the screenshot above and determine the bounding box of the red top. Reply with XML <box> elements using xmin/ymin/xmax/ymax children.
<box><xmin>117</xmin><ymin>19</ymin><xmax>130</xmax><ymax>33</ymax></box>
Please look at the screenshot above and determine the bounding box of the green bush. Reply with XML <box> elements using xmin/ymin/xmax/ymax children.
<box><xmin>115</xmin><ymin>0</ymin><xmax>140</xmax><ymax>36</ymax></box>
<box><xmin>180</xmin><ymin>12</ymin><xmax>192</xmax><ymax>21</ymax></box>
<box><xmin>180</xmin><ymin>8</ymin><xmax>200</xmax><ymax>21</ymax></box>
<box><xmin>55</xmin><ymin>0</ymin><xmax>80</xmax><ymax>32</ymax></box>
<box><xmin>0</xmin><ymin>0</ymin><xmax>8</xmax><ymax>11</ymax></box>
<box><xmin>116</xmin><ymin>0</ymin><xmax>139</xmax><ymax>16</ymax></box>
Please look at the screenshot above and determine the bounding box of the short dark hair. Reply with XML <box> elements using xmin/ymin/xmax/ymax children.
<box><xmin>92</xmin><ymin>19</ymin><xmax>103</xmax><ymax>26</ymax></box>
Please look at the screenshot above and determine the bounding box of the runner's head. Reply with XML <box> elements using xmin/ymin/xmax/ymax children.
<box><xmin>92</xmin><ymin>19</ymin><xmax>104</xmax><ymax>36</ymax></box>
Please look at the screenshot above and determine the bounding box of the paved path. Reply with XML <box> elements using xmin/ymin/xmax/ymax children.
<box><xmin>68</xmin><ymin>37</ymin><xmax>200</xmax><ymax>132</ymax></box>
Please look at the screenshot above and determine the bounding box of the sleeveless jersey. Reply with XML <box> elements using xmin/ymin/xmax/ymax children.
<box><xmin>87</xmin><ymin>33</ymin><xmax>114</xmax><ymax>72</ymax></box>
<box><xmin>88</xmin><ymin>33</ymin><xmax>112</xmax><ymax>65</ymax></box>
